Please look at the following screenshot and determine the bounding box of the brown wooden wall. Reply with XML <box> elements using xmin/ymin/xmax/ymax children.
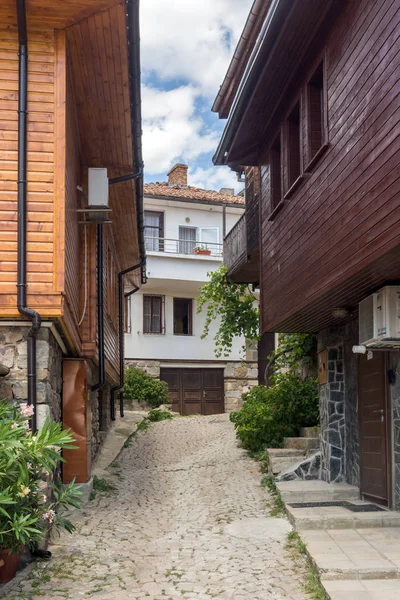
<box><xmin>0</xmin><ymin>24</ymin><xmax>61</xmax><ymax>316</ymax></box>
<box><xmin>259</xmin><ymin>0</ymin><xmax>400</xmax><ymax>333</ymax></box>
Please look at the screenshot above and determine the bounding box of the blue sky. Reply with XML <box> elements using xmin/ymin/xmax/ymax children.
<box><xmin>139</xmin><ymin>0</ymin><xmax>253</xmax><ymax>193</ymax></box>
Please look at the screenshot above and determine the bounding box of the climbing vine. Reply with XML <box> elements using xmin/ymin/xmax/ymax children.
<box><xmin>197</xmin><ymin>266</ymin><xmax>260</xmax><ymax>358</ymax></box>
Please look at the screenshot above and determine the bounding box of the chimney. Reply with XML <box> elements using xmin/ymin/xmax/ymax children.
<box><xmin>219</xmin><ymin>187</ymin><xmax>235</xmax><ymax>195</ymax></box>
<box><xmin>168</xmin><ymin>163</ymin><xmax>188</xmax><ymax>187</ymax></box>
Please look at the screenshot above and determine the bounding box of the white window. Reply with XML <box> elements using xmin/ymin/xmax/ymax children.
<box><xmin>179</xmin><ymin>226</ymin><xmax>197</xmax><ymax>254</ymax></box>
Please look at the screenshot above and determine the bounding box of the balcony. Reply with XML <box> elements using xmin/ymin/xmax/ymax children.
<box><xmin>223</xmin><ymin>199</ymin><xmax>259</xmax><ymax>284</ymax></box>
<box><xmin>145</xmin><ymin>236</ymin><xmax>223</xmax><ymax>259</ymax></box>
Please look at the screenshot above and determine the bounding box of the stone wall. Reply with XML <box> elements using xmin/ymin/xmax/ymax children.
<box><xmin>223</xmin><ymin>362</ymin><xmax>258</xmax><ymax>412</ymax></box>
<box><xmin>125</xmin><ymin>359</ymin><xmax>258</xmax><ymax>413</ymax></box>
<box><xmin>0</xmin><ymin>325</ymin><xmax>62</xmax><ymax>426</ymax></box>
<box><xmin>318</xmin><ymin>319</ymin><xmax>359</xmax><ymax>485</ymax></box>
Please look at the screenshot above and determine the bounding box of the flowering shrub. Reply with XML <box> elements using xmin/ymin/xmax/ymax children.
<box><xmin>0</xmin><ymin>401</ymin><xmax>82</xmax><ymax>552</ymax></box>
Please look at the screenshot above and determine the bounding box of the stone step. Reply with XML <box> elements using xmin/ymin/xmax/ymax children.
<box><xmin>299</xmin><ymin>426</ymin><xmax>320</xmax><ymax>439</ymax></box>
<box><xmin>276</xmin><ymin>480</ymin><xmax>360</xmax><ymax>503</ymax></box>
<box><xmin>269</xmin><ymin>456</ymin><xmax>305</xmax><ymax>475</ymax></box>
<box><xmin>283</xmin><ymin>437</ymin><xmax>320</xmax><ymax>450</ymax></box>
<box><xmin>302</xmin><ymin>529</ymin><xmax>400</xmax><ymax>583</ymax></box>
<box><xmin>277</xmin><ymin>451</ymin><xmax>321</xmax><ymax>482</ymax></box>
<box><xmin>266</xmin><ymin>448</ymin><xmax>305</xmax><ymax>458</ymax></box>
<box><xmin>286</xmin><ymin>503</ymin><xmax>400</xmax><ymax>531</ymax></box>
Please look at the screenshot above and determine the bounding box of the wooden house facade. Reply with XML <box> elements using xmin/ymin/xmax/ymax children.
<box><xmin>0</xmin><ymin>0</ymin><xmax>145</xmax><ymax>481</ymax></box>
<box><xmin>215</xmin><ymin>0</ymin><xmax>400</xmax><ymax>509</ymax></box>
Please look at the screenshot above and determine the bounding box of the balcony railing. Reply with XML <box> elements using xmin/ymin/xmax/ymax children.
<box><xmin>223</xmin><ymin>214</ymin><xmax>247</xmax><ymax>273</ymax></box>
<box><xmin>145</xmin><ymin>236</ymin><xmax>223</xmax><ymax>258</ymax></box>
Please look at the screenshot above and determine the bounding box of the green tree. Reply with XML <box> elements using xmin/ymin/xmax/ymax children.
<box><xmin>197</xmin><ymin>266</ymin><xmax>260</xmax><ymax>358</ymax></box>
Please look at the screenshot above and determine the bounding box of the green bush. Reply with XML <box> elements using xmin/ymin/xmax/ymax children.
<box><xmin>124</xmin><ymin>368</ymin><xmax>169</xmax><ymax>408</ymax></box>
<box><xmin>230</xmin><ymin>373</ymin><xmax>319</xmax><ymax>452</ymax></box>
<box><xmin>147</xmin><ymin>409</ymin><xmax>173</xmax><ymax>422</ymax></box>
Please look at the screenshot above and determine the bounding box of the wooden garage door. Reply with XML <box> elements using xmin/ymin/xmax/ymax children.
<box><xmin>160</xmin><ymin>368</ymin><xmax>224</xmax><ymax>416</ymax></box>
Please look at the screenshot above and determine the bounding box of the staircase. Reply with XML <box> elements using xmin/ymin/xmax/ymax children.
<box><xmin>266</xmin><ymin>427</ymin><xmax>320</xmax><ymax>477</ymax></box>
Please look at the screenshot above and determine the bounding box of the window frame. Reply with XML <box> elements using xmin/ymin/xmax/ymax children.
<box><xmin>124</xmin><ymin>295</ymin><xmax>131</xmax><ymax>334</ymax></box>
<box><xmin>143</xmin><ymin>294</ymin><xmax>165</xmax><ymax>335</ymax></box>
<box><xmin>173</xmin><ymin>297</ymin><xmax>193</xmax><ymax>336</ymax></box>
<box><xmin>284</xmin><ymin>98</ymin><xmax>304</xmax><ymax>198</ymax></box>
<box><xmin>304</xmin><ymin>58</ymin><xmax>328</xmax><ymax>172</ymax></box>
<box><xmin>269</xmin><ymin>131</ymin><xmax>283</xmax><ymax>216</ymax></box>
<box><xmin>144</xmin><ymin>210</ymin><xmax>164</xmax><ymax>251</ymax></box>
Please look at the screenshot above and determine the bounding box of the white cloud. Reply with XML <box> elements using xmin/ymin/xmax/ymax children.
<box><xmin>140</xmin><ymin>0</ymin><xmax>254</xmax><ymax>97</ymax></box>
<box><xmin>142</xmin><ymin>84</ymin><xmax>219</xmax><ymax>174</ymax></box>
<box><xmin>189</xmin><ymin>166</ymin><xmax>243</xmax><ymax>195</ymax></box>
<box><xmin>140</xmin><ymin>0</ymin><xmax>254</xmax><ymax>187</ymax></box>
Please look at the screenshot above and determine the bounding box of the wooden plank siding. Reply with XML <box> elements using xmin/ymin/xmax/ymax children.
<box><xmin>0</xmin><ymin>24</ymin><xmax>61</xmax><ymax>315</ymax></box>
<box><xmin>259</xmin><ymin>0</ymin><xmax>400</xmax><ymax>333</ymax></box>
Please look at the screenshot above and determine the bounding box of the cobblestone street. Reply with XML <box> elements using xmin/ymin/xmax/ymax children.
<box><xmin>2</xmin><ymin>415</ymin><xmax>307</xmax><ymax>600</ymax></box>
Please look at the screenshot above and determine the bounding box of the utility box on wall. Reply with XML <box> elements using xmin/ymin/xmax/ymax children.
<box><xmin>62</xmin><ymin>359</ymin><xmax>91</xmax><ymax>483</ymax></box>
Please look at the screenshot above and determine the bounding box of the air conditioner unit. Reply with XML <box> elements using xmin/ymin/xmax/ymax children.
<box><xmin>359</xmin><ymin>286</ymin><xmax>400</xmax><ymax>347</ymax></box>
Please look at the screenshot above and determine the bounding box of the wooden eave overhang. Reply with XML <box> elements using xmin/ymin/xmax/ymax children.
<box><xmin>0</xmin><ymin>0</ymin><xmax>123</xmax><ymax>29</ymax></box>
<box><xmin>66</xmin><ymin>1</ymin><xmax>142</xmax><ymax>273</ymax></box>
<box><xmin>213</xmin><ymin>0</ymin><xmax>342</xmax><ymax>169</ymax></box>
<box><xmin>2</xmin><ymin>0</ymin><xmax>143</xmax><ymax>275</ymax></box>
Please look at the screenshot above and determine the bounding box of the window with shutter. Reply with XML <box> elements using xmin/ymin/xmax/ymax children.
<box><xmin>143</xmin><ymin>295</ymin><xmax>164</xmax><ymax>334</ymax></box>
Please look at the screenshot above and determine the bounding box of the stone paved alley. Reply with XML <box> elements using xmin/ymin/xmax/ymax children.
<box><xmin>1</xmin><ymin>415</ymin><xmax>307</xmax><ymax>600</ymax></box>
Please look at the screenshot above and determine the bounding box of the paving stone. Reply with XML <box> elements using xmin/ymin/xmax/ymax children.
<box><xmin>1</xmin><ymin>414</ymin><xmax>307</xmax><ymax>599</ymax></box>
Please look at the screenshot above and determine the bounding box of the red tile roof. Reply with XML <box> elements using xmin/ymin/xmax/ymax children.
<box><xmin>144</xmin><ymin>182</ymin><xmax>245</xmax><ymax>205</ymax></box>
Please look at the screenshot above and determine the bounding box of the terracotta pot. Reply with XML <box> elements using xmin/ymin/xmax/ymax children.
<box><xmin>0</xmin><ymin>549</ymin><xmax>20</xmax><ymax>583</ymax></box>
<box><xmin>194</xmin><ymin>249</ymin><xmax>211</xmax><ymax>255</ymax></box>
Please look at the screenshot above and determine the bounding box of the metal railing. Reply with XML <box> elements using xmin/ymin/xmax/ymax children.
<box><xmin>145</xmin><ymin>236</ymin><xmax>223</xmax><ymax>258</ymax></box>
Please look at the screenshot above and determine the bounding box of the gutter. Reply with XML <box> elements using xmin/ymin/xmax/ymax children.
<box><xmin>110</xmin><ymin>262</ymin><xmax>144</xmax><ymax>421</ymax></box>
<box><xmin>127</xmin><ymin>0</ymin><xmax>146</xmax><ymax>285</ymax></box>
<box><xmin>213</xmin><ymin>0</ymin><xmax>287</xmax><ymax>166</ymax></box>
<box><xmin>212</xmin><ymin>0</ymin><xmax>268</xmax><ymax>117</ymax></box>
<box><xmin>16</xmin><ymin>0</ymin><xmax>41</xmax><ymax>431</ymax></box>
<box><xmin>91</xmin><ymin>223</ymin><xmax>105</xmax><ymax>392</ymax></box>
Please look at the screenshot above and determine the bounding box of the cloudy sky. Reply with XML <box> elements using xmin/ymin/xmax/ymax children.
<box><xmin>140</xmin><ymin>0</ymin><xmax>253</xmax><ymax>192</ymax></box>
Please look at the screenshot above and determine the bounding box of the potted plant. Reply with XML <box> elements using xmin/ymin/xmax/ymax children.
<box><xmin>0</xmin><ymin>401</ymin><xmax>82</xmax><ymax>583</ymax></box>
<box><xmin>194</xmin><ymin>245</ymin><xmax>211</xmax><ymax>256</ymax></box>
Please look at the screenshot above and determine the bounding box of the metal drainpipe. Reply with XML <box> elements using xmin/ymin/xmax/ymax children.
<box><xmin>92</xmin><ymin>224</ymin><xmax>105</xmax><ymax>392</ymax></box>
<box><xmin>110</xmin><ymin>261</ymin><xmax>145</xmax><ymax>420</ymax></box>
<box><xmin>16</xmin><ymin>0</ymin><xmax>41</xmax><ymax>431</ymax></box>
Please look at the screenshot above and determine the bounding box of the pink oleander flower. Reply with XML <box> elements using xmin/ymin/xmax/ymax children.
<box><xmin>20</xmin><ymin>403</ymin><xmax>34</xmax><ymax>417</ymax></box>
<box><xmin>42</xmin><ymin>509</ymin><xmax>56</xmax><ymax>524</ymax></box>
<box><xmin>10</xmin><ymin>422</ymin><xmax>19</xmax><ymax>429</ymax></box>
<box><xmin>41</xmin><ymin>494</ymin><xmax>47</xmax><ymax>503</ymax></box>
<box><xmin>27</xmin><ymin>462</ymin><xmax>33</xmax><ymax>469</ymax></box>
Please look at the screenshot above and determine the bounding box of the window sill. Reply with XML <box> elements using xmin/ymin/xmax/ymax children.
<box><xmin>173</xmin><ymin>333</ymin><xmax>193</xmax><ymax>337</ymax></box>
<box><xmin>283</xmin><ymin>174</ymin><xmax>304</xmax><ymax>200</ymax></box>
<box><xmin>143</xmin><ymin>332</ymin><xmax>165</xmax><ymax>336</ymax></box>
<box><xmin>305</xmin><ymin>142</ymin><xmax>329</xmax><ymax>173</ymax></box>
<box><xmin>268</xmin><ymin>198</ymin><xmax>286</xmax><ymax>221</ymax></box>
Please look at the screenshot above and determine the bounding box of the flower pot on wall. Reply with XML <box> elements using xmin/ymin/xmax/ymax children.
<box><xmin>0</xmin><ymin>549</ymin><xmax>20</xmax><ymax>583</ymax></box>
<box><xmin>194</xmin><ymin>248</ymin><xmax>211</xmax><ymax>256</ymax></box>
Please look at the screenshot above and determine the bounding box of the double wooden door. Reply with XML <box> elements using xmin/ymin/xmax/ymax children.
<box><xmin>359</xmin><ymin>352</ymin><xmax>390</xmax><ymax>506</ymax></box>
<box><xmin>160</xmin><ymin>368</ymin><xmax>224</xmax><ymax>415</ymax></box>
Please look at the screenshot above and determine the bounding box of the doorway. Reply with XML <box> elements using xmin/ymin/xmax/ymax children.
<box><xmin>358</xmin><ymin>352</ymin><xmax>391</xmax><ymax>506</ymax></box>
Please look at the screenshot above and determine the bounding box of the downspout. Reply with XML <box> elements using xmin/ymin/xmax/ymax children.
<box><xmin>107</xmin><ymin>0</ymin><xmax>147</xmax><ymax>421</ymax></box>
<box><xmin>109</xmin><ymin>266</ymin><xmax>143</xmax><ymax>421</ymax></box>
<box><xmin>16</xmin><ymin>0</ymin><xmax>41</xmax><ymax>431</ymax></box>
<box><xmin>92</xmin><ymin>224</ymin><xmax>105</xmax><ymax>392</ymax></box>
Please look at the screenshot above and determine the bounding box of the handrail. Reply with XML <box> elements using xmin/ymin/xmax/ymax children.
<box><xmin>145</xmin><ymin>236</ymin><xmax>223</xmax><ymax>257</ymax></box>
